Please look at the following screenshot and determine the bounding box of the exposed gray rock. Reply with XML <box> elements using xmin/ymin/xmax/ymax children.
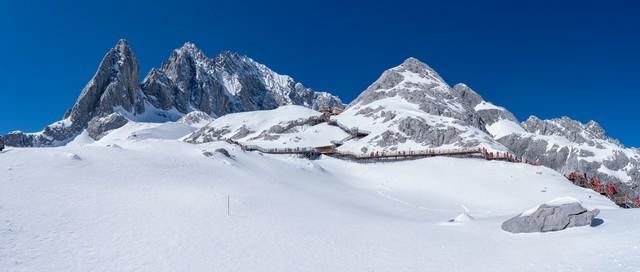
<box><xmin>395</xmin><ymin>117</ymin><xmax>464</xmax><ymax>147</ymax></box>
<box><xmin>142</xmin><ymin>44</ymin><xmax>343</xmax><ymax>117</ymax></box>
<box><xmin>502</xmin><ymin>202</ymin><xmax>599</xmax><ymax>233</ymax></box>
<box><xmin>231</xmin><ymin>126</ymin><xmax>254</xmax><ymax>140</ymax></box>
<box><xmin>186</xmin><ymin>126</ymin><xmax>231</xmax><ymax>143</ymax></box>
<box><xmin>521</xmin><ymin>116</ymin><xmax>609</xmax><ymax>144</ymax></box>
<box><xmin>499</xmin><ymin>116</ymin><xmax>640</xmax><ymax>197</ymax></box>
<box><xmin>215</xmin><ymin>148</ymin><xmax>232</xmax><ymax>158</ymax></box>
<box><xmin>452</xmin><ymin>83</ymin><xmax>483</xmax><ymax>108</ymax></box>
<box><xmin>186</xmin><ymin>112</ymin><xmax>330</xmax><ymax>144</ymax></box>
<box><xmin>178</xmin><ymin>111</ymin><xmax>215</xmax><ymax>127</ymax></box>
<box><xmin>86</xmin><ymin>113</ymin><xmax>129</xmax><ymax>140</ymax></box>
<box><xmin>3</xmin><ymin>132</ymin><xmax>34</xmax><ymax>147</ymax></box>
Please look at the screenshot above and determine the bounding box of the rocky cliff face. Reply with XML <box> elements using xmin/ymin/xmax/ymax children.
<box><xmin>5</xmin><ymin>39</ymin><xmax>143</xmax><ymax>146</ymax></box>
<box><xmin>5</xmin><ymin>40</ymin><xmax>343</xmax><ymax>146</ymax></box>
<box><xmin>142</xmin><ymin>43</ymin><xmax>343</xmax><ymax>117</ymax></box>
<box><xmin>498</xmin><ymin>116</ymin><xmax>640</xmax><ymax>189</ymax></box>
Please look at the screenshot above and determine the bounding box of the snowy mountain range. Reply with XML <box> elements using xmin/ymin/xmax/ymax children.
<box><xmin>3</xmin><ymin>39</ymin><xmax>342</xmax><ymax>147</ymax></box>
<box><xmin>3</xmin><ymin>39</ymin><xmax>640</xmax><ymax>271</ymax></box>
<box><xmin>4</xmin><ymin>39</ymin><xmax>639</xmax><ymax>193</ymax></box>
<box><xmin>188</xmin><ymin>55</ymin><xmax>640</xmax><ymax>194</ymax></box>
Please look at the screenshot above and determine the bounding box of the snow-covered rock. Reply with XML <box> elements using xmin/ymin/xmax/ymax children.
<box><xmin>501</xmin><ymin>197</ymin><xmax>600</xmax><ymax>233</ymax></box>
<box><xmin>185</xmin><ymin>105</ymin><xmax>348</xmax><ymax>148</ymax></box>
<box><xmin>177</xmin><ymin>111</ymin><xmax>215</xmax><ymax>128</ymax></box>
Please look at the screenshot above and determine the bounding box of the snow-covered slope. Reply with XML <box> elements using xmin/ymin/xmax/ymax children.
<box><xmin>3</xmin><ymin>122</ymin><xmax>638</xmax><ymax>272</ymax></box>
<box><xmin>185</xmin><ymin>105</ymin><xmax>349</xmax><ymax>148</ymax></box>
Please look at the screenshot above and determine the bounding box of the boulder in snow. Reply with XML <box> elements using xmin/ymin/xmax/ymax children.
<box><xmin>215</xmin><ymin>148</ymin><xmax>232</xmax><ymax>158</ymax></box>
<box><xmin>501</xmin><ymin>197</ymin><xmax>600</xmax><ymax>233</ymax></box>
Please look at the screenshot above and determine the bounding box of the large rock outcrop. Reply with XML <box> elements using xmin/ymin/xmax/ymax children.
<box><xmin>502</xmin><ymin>199</ymin><xmax>600</xmax><ymax>233</ymax></box>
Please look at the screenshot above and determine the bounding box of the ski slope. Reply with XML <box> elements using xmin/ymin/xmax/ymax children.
<box><xmin>1</xmin><ymin>122</ymin><xmax>639</xmax><ymax>272</ymax></box>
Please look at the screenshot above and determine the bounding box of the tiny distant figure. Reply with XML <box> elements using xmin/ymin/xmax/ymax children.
<box><xmin>0</xmin><ymin>136</ymin><xmax>4</xmax><ymax>151</ymax></box>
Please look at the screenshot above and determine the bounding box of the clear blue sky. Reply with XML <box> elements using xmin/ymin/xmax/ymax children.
<box><xmin>1</xmin><ymin>0</ymin><xmax>638</xmax><ymax>146</ymax></box>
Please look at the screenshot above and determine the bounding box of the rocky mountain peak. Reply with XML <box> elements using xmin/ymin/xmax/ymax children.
<box><xmin>585</xmin><ymin>120</ymin><xmax>606</xmax><ymax>139</ymax></box>
<box><xmin>4</xmin><ymin>40</ymin><xmax>145</xmax><ymax>146</ymax></box>
<box><xmin>354</xmin><ymin>57</ymin><xmax>451</xmax><ymax>107</ymax></box>
<box><xmin>213</xmin><ymin>51</ymin><xmax>258</xmax><ymax>76</ymax></box>
<box><xmin>453</xmin><ymin>83</ymin><xmax>483</xmax><ymax>108</ymax></box>
<box><xmin>521</xmin><ymin>116</ymin><xmax>611</xmax><ymax>144</ymax></box>
<box><xmin>115</xmin><ymin>38</ymin><xmax>131</xmax><ymax>52</ymax></box>
<box><xmin>398</xmin><ymin>57</ymin><xmax>442</xmax><ymax>78</ymax></box>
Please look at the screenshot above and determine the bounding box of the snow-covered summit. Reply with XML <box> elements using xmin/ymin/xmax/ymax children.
<box><xmin>334</xmin><ymin>57</ymin><xmax>509</xmax><ymax>154</ymax></box>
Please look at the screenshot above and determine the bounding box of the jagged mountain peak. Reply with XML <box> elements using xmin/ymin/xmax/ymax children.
<box><xmin>216</xmin><ymin>50</ymin><xmax>243</xmax><ymax>60</ymax></box>
<box><xmin>176</xmin><ymin>41</ymin><xmax>204</xmax><ymax>56</ymax></box>
<box><xmin>585</xmin><ymin>120</ymin><xmax>606</xmax><ymax>138</ymax></box>
<box><xmin>213</xmin><ymin>50</ymin><xmax>262</xmax><ymax>76</ymax></box>
<box><xmin>522</xmin><ymin>115</ymin><xmax>611</xmax><ymax>143</ymax></box>
<box><xmin>361</xmin><ymin>57</ymin><xmax>448</xmax><ymax>97</ymax></box>
<box><xmin>115</xmin><ymin>38</ymin><xmax>130</xmax><ymax>51</ymax></box>
<box><xmin>398</xmin><ymin>57</ymin><xmax>441</xmax><ymax>76</ymax></box>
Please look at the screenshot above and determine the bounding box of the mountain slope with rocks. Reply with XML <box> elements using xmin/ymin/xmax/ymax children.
<box><xmin>4</xmin><ymin>40</ymin><xmax>639</xmax><ymax>197</ymax></box>
<box><xmin>183</xmin><ymin>55</ymin><xmax>640</xmax><ymax>193</ymax></box>
<box><xmin>4</xmin><ymin>40</ymin><xmax>343</xmax><ymax>147</ymax></box>
<box><xmin>498</xmin><ymin>117</ymin><xmax>640</xmax><ymax>187</ymax></box>
<box><xmin>333</xmin><ymin>58</ymin><xmax>511</xmax><ymax>154</ymax></box>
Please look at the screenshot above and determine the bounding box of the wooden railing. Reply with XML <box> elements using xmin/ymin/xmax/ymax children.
<box><xmin>565</xmin><ymin>172</ymin><xmax>640</xmax><ymax>208</ymax></box>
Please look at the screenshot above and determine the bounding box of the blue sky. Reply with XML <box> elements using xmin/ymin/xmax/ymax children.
<box><xmin>0</xmin><ymin>0</ymin><xmax>638</xmax><ymax>146</ymax></box>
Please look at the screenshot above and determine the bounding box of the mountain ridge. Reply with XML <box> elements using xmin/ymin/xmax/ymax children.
<box><xmin>4</xmin><ymin>39</ymin><xmax>343</xmax><ymax>147</ymax></box>
<box><xmin>3</xmin><ymin>40</ymin><xmax>638</xmax><ymax>197</ymax></box>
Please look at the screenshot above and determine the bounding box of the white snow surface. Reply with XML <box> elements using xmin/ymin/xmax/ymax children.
<box><xmin>474</xmin><ymin>101</ymin><xmax>504</xmax><ymax>111</ymax></box>
<box><xmin>520</xmin><ymin>197</ymin><xmax>585</xmax><ymax>217</ymax></box>
<box><xmin>2</xmin><ymin>122</ymin><xmax>639</xmax><ymax>272</ymax></box>
<box><xmin>192</xmin><ymin>105</ymin><xmax>349</xmax><ymax>148</ymax></box>
<box><xmin>487</xmin><ymin>119</ymin><xmax>527</xmax><ymax>139</ymax></box>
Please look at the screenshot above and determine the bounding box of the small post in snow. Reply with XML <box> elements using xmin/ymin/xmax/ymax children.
<box><xmin>227</xmin><ymin>194</ymin><xmax>230</xmax><ymax>217</ymax></box>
